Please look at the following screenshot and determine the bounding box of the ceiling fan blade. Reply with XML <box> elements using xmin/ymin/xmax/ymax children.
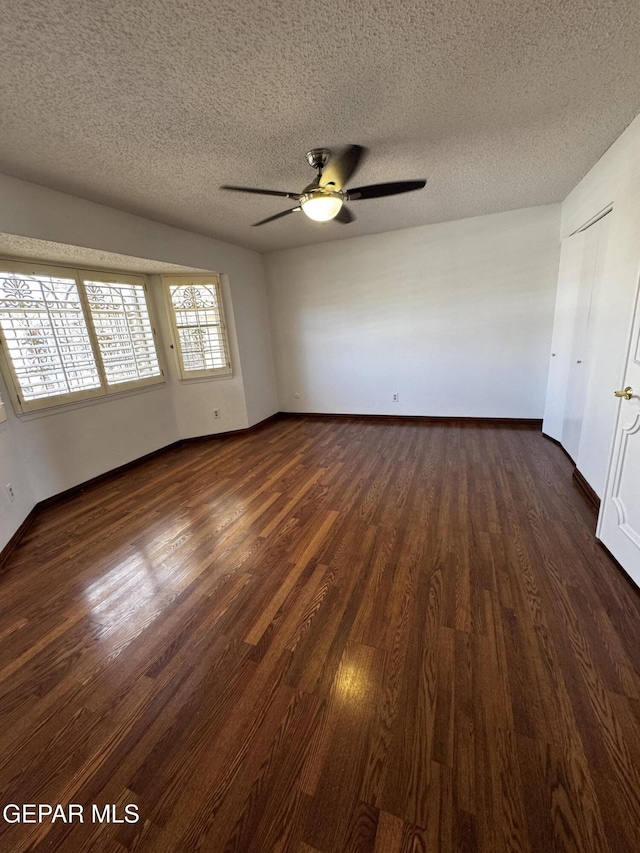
<box><xmin>222</xmin><ymin>185</ymin><xmax>301</xmax><ymax>200</ymax></box>
<box><xmin>321</xmin><ymin>145</ymin><xmax>366</xmax><ymax>191</ymax></box>
<box><xmin>347</xmin><ymin>179</ymin><xmax>427</xmax><ymax>201</ymax></box>
<box><xmin>252</xmin><ymin>207</ymin><xmax>301</xmax><ymax>227</ymax></box>
<box><xmin>335</xmin><ymin>205</ymin><xmax>355</xmax><ymax>224</ymax></box>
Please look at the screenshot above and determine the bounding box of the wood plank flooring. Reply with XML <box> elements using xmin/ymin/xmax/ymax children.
<box><xmin>0</xmin><ymin>415</ymin><xmax>639</xmax><ymax>852</ymax></box>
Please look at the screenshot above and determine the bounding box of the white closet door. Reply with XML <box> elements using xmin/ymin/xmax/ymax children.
<box><xmin>574</xmin><ymin>212</ymin><xmax>613</xmax><ymax>494</ymax></box>
<box><xmin>561</xmin><ymin>217</ymin><xmax>606</xmax><ymax>461</ymax></box>
<box><xmin>542</xmin><ymin>231</ymin><xmax>589</xmax><ymax>441</ymax></box>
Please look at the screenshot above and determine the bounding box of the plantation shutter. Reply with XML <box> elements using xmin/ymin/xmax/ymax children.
<box><xmin>0</xmin><ymin>266</ymin><xmax>102</xmax><ymax>406</ymax></box>
<box><xmin>0</xmin><ymin>260</ymin><xmax>164</xmax><ymax>413</ymax></box>
<box><xmin>82</xmin><ymin>273</ymin><xmax>161</xmax><ymax>387</ymax></box>
<box><xmin>164</xmin><ymin>276</ymin><xmax>232</xmax><ymax>378</ymax></box>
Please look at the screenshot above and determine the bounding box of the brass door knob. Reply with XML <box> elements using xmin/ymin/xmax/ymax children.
<box><xmin>614</xmin><ymin>386</ymin><xmax>633</xmax><ymax>400</ymax></box>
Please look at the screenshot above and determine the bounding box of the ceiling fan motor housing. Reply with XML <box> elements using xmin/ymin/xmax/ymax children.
<box><xmin>306</xmin><ymin>148</ymin><xmax>331</xmax><ymax>171</ymax></box>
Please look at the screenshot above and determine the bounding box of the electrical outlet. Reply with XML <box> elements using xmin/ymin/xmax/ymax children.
<box><xmin>213</xmin><ymin>409</ymin><xmax>220</xmax><ymax>419</ymax></box>
<box><xmin>392</xmin><ymin>393</ymin><xmax>399</xmax><ymax>402</ymax></box>
<box><xmin>6</xmin><ymin>483</ymin><xmax>15</xmax><ymax>502</ymax></box>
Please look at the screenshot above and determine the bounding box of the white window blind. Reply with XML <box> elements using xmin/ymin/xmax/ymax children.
<box><xmin>83</xmin><ymin>277</ymin><xmax>161</xmax><ymax>386</ymax></box>
<box><xmin>0</xmin><ymin>269</ymin><xmax>101</xmax><ymax>404</ymax></box>
<box><xmin>0</xmin><ymin>261</ymin><xmax>163</xmax><ymax>413</ymax></box>
<box><xmin>164</xmin><ymin>275</ymin><xmax>232</xmax><ymax>379</ymax></box>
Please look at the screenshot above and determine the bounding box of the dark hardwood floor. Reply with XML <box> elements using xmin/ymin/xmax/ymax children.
<box><xmin>0</xmin><ymin>416</ymin><xmax>639</xmax><ymax>852</ymax></box>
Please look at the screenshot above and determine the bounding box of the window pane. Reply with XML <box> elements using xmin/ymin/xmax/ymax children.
<box><xmin>0</xmin><ymin>272</ymin><xmax>101</xmax><ymax>400</ymax></box>
<box><xmin>84</xmin><ymin>280</ymin><xmax>161</xmax><ymax>385</ymax></box>
<box><xmin>169</xmin><ymin>283</ymin><xmax>229</xmax><ymax>372</ymax></box>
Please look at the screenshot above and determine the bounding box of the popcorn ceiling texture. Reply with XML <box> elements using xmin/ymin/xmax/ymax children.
<box><xmin>1</xmin><ymin>0</ymin><xmax>640</xmax><ymax>253</ymax></box>
<box><xmin>0</xmin><ymin>234</ymin><xmax>207</xmax><ymax>274</ymax></box>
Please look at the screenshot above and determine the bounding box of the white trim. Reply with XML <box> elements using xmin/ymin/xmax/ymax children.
<box><xmin>0</xmin><ymin>257</ymin><xmax>164</xmax><ymax>414</ymax></box>
<box><xmin>162</xmin><ymin>273</ymin><xmax>233</xmax><ymax>380</ymax></box>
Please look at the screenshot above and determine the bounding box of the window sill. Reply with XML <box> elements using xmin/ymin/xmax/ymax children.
<box><xmin>176</xmin><ymin>372</ymin><xmax>235</xmax><ymax>384</ymax></box>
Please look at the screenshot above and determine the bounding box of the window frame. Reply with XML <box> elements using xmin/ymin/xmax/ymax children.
<box><xmin>79</xmin><ymin>268</ymin><xmax>164</xmax><ymax>395</ymax></box>
<box><xmin>0</xmin><ymin>259</ymin><xmax>164</xmax><ymax>415</ymax></box>
<box><xmin>163</xmin><ymin>274</ymin><xmax>233</xmax><ymax>381</ymax></box>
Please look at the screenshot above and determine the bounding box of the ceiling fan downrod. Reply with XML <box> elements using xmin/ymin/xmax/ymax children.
<box><xmin>306</xmin><ymin>148</ymin><xmax>331</xmax><ymax>180</ymax></box>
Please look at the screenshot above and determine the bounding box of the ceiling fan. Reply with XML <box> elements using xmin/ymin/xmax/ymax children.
<box><xmin>221</xmin><ymin>145</ymin><xmax>427</xmax><ymax>226</ymax></box>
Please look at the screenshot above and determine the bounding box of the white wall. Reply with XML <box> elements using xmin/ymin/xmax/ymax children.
<box><xmin>0</xmin><ymin>406</ymin><xmax>36</xmax><ymax>550</ymax></box>
<box><xmin>0</xmin><ymin>173</ymin><xmax>278</xmax><ymax>551</ymax></box>
<box><xmin>265</xmin><ymin>205</ymin><xmax>561</xmax><ymax>418</ymax></box>
<box><xmin>231</xmin><ymin>271</ymin><xmax>278</xmax><ymax>427</ymax></box>
<box><xmin>147</xmin><ymin>273</ymin><xmax>248</xmax><ymax>441</ymax></box>
<box><xmin>548</xmin><ymin>112</ymin><xmax>640</xmax><ymax>497</ymax></box>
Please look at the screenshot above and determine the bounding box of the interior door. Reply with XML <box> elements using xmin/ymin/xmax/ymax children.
<box><xmin>543</xmin><ymin>230</ymin><xmax>589</xmax><ymax>441</ymax></box>
<box><xmin>597</xmin><ymin>276</ymin><xmax>640</xmax><ymax>585</ymax></box>
<box><xmin>561</xmin><ymin>224</ymin><xmax>600</xmax><ymax>460</ymax></box>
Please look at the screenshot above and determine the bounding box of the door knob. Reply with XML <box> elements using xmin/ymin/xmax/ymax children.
<box><xmin>614</xmin><ymin>386</ymin><xmax>633</xmax><ymax>400</ymax></box>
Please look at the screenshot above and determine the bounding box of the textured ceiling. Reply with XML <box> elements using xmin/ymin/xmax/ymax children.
<box><xmin>2</xmin><ymin>0</ymin><xmax>640</xmax><ymax>253</ymax></box>
<box><xmin>0</xmin><ymin>234</ymin><xmax>206</xmax><ymax>274</ymax></box>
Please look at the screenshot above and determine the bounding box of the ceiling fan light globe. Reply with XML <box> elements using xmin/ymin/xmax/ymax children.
<box><xmin>300</xmin><ymin>191</ymin><xmax>343</xmax><ymax>222</ymax></box>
